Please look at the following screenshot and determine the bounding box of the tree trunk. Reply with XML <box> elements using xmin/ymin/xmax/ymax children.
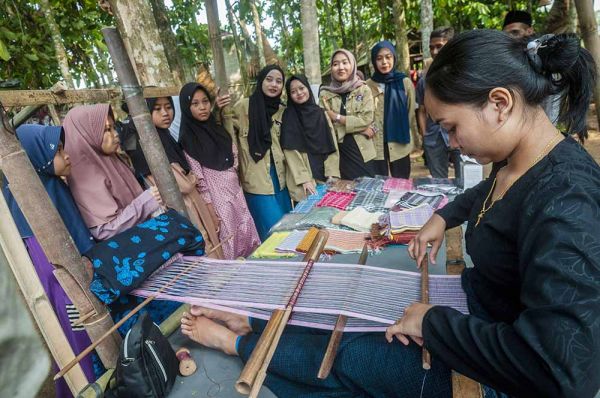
<box><xmin>40</xmin><ymin>0</ymin><xmax>75</xmax><ymax>89</ymax></box>
<box><xmin>249</xmin><ymin>0</ymin><xmax>266</xmax><ymax>68</ymax></box>
<box><xmin>420</xmin><ymin>0</ymin><xmax>433</xmax><ymax>60</ymax></box>
<box><xmin>546</xmin><ymin>0</ymin><xmax>575</xmax><ymax>34</ymax></box>
<box><xmin>225</xmin><ymin>0</ymin><xmax>249</xmax><ymax>86</ymax></box>
<box><xmin>573</xmin><ymin>0</ymin><xmax>600</xmax><ymax>130</ymax></box>
<box><xmin>301</xmin><ymin>0</ymin><xmax>322</xmax><ymax>97</ymax></box>
<box><xmin>107</xmin><ymin>0</ymin><xmax>174</xmax><ymax>86</ymax></box>
<box><xmin>350</xmin><ymin>0</ymin><xmax>358</xmax><ymax>56</ymax></box>
<box><xmin>149</xmin><ymin>0</ymin><xmax>186</xmax><ymax>86</ymax></box>
<box><xmin>278</xmin><ymin>6</ymin><xmax>292</xmax><ymax>70</ymax></box>
<box><xmin>205</xmin><ymin>0</ymin><xmax>229</xmax><ymax>89</ymax></box>
<box><xmin>335</xmin><ymin>0</ymin><xmax>348</xmax><ymax>49</ymax></box>
<box><xmin>392</xmin><ymin>0</ymin><xmax>410</xmax><ymax>74</ymax></box>
<box><xmin>376</xmin><ymin>0</ymin><xmax>388</xmax><ymax>40</ymax></box>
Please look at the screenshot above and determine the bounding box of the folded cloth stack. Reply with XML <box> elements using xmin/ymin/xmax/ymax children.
<box><xmin>316</xmin><ymin>191</ymin><xmax>356</xmax><ymax>210</ymax></box>
<box><xmin>354</xmin><ymin>176</ymin><xmax>386</xmax><ymax>192</ymax></box>
<box><xmin>326</xmin><ymin>179</ymin><xmax>356</xmax><ymax>193</ymax></box>
<box><xmin>388</xmin><ymin>203</ymin><xmax>434</xmax><ymax>244</ymax></box>
<box><xmin>291</xmin><ymin>184</ymin><xmax>328</xmax><ymax>214</ymax></box>
<box><xmin>275</xmin><ymin>230</ymin><xmax>309</xmax><ymax>253</ymax></box>
<box><xmin>383</xmin><ymin>177</ymin><xmax>414</xmax><ymax>192</ymax></box>
<box><xmin>251</xmin><ymin>232</ymin><xmax>296</xmax><ymax>258</ymax></box>
<box><xmin>393</xmin><ymin>190</ymin><xmax>447</xmax><ymax>211</ymax></box>
<box><xmin>347</xmin><ymin>190</ymin><xmax>388</xmax><ymax>213</ymax></box>
<box><xmin>323</xmin><ymin>229</ymin><xmax>369</xmax><ymax>254</ymax></box>
<box><xmin>340</xmin><ymin>207</ymin><xmax>384</xmax><ymax>232</ymax></box>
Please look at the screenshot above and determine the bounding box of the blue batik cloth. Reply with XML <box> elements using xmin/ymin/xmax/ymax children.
<box><xmin>86</xmin><ymin>209</ymin><xmax>205</xmax><ymax>304</ymax></box>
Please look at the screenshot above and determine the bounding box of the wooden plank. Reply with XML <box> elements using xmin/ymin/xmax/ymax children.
<box><xmin>0</xmin><ymin>86</ymin><xmax>180</xmax><ymax>107</ymax></box>
<box><xmin>445</xmin><ymin>226</ymin><xmax>482</xmax><ymax>398</ymax></box>
<box><xmin>0</xmin><ymin>185</ymin><xmax>89</xmax><ymax>395</ymax></box>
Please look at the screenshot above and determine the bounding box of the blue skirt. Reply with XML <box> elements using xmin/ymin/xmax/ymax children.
<box><xmin>244</xmin><ymin>163</ymin><xmax>292</xmax><ymax>240</ymax></box>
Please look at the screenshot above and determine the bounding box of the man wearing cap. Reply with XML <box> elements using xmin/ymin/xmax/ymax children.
<box><xmin>503</xmin><ymin>10</ymin><xmax>534</xmax><ymax>39</ymax></box>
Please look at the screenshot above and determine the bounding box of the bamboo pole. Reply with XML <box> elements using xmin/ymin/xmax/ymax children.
<box><xmin>236</xmin><ymin>230</ymin><xmax>329</xmax><ymax>396</ymax></box>
<box><xmin>0</xmin><ymin>107</ymin><xmax>120</xmax><ymax>366</ymax></box>
<box><xmin>421</xmin><ymin>256</ymin><xmax>431</xmax><ymax>370</ymax></box>
<box><xmin>317</xmin><ymin>242</ymin><xmax>369</xmax><ymax>379</ymax></box>
<box><xmin>0</xmin><ymin>186</ymin><xmax>89</xmax><ymax>395</ymax></box>
<box><xmin>102</xmin><ymin>27</ymin><xmax>188</xmax><ymax>217</ymax></box>
<box><xmin>0</xmin><ymin>87</ymin><xmax>180</xmax><ymax>107</ymax></box>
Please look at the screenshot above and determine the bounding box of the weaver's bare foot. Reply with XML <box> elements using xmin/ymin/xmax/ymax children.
<box><xmin>180</xmin><ymin>312</ymin><xmax>238</xmax><ymax>356</ymax></box>
<box><xmin>189</xmin><ymin>306</ymin><xmax>252</xmax><ymax>335</ymax></box>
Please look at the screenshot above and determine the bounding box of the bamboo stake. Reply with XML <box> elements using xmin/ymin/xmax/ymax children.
<box><xmin>54</xmin><ymin>236</ymin><xmax>231</xmax><ymax>381</ymax></box>
<box><xmin>421</xmin><ymin>256</ymin><xmax>431</xmax><ymax>370</ymax></box>
<box><xmin>102</xmin><ymin>26</ymin><xmax>188</xmax><ymax>217</ymax></box>
<box><xmin>317</xmin><ymin>242</ymin><xmax>369</xmax><ymax>379</ymax></box>
<box><xmin>236</xmin><ymin>230</ymin><xmax>329</xmax><ymax>395</ymax></box>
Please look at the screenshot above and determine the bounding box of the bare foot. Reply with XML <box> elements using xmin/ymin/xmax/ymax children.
<box><xmin>190</xmin><ymin>305</ymin><xmax>252</xmax><ymax>335</ymax></box>
<box><xmin>180</xmin><ymin>312</ymin><xmax>238</xmax><ymax>356</ymax></box>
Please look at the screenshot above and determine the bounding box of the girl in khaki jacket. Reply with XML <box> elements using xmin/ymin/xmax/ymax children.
<box><xmin>230</xmin><ymin>65</ymin><xmax>311</xmax><ymax>239</ymax></box>
<box><xmin>319</xmin><ymin>49</ymin><xmax>376</xmax><ymax>180</ymax></box>
<box><xmin>281</xmin><ymin>75</ymin><xmax>339</xmax><ymax>202</ymax></box>
<box><xmin>366</xmin><ymin>41</ymin><xmax>416</xmax><ymax>178</ymax></box>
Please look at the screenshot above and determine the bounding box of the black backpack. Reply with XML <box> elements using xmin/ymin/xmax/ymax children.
<box><xmin>105</xmin><ymin>313</ymin><xmax>178</xmax><ymax>398</ymax></box>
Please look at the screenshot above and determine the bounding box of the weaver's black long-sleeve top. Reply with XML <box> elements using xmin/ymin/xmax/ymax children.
<box><xmin>423</xmin><ymin>137</ymin><xmax>600</xmax><ymax>397</ymax></box>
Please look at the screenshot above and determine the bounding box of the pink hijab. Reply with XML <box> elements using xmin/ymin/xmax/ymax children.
<box><xmin>64</xmin><ymin>104</ymin><xmax>143</xmax><ymax>227</ymax></box>
<box><xmin>321</xmin><ymin>49</ymin><xmax>365</xmax><ymax>94</ymax></box>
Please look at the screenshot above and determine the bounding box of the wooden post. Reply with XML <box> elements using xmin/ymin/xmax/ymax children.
<box><xmin>0</xmin><ymin>107</ymin><xmax>120</xmax><ymax>367</ymax></box>
<box><xmin>102</xmin><ymin>27</ymin><xmax>188</xmax><ymax>217</ymax></box>
<box><xmin>205</xmin><ymin>0</ymin><xmax>229</xmax><ymax>90</ymax></box>
<box><xmin>0</xmin><ymin>189</ymin><xmax>89</xmax><ymax>395</ymax></box>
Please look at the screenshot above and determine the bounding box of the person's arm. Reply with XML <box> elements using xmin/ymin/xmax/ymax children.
<box><xmin>90</xmin><ymin>189</ymin><xmax>160</xmax><ymax>240</ymax></box>
<box><xmin>415</xmin><ymin>78</ymin><xmax>427</xmax><ymax>137</ymax></box>
<box><xmin>283</xmin><ymin>149</ymin><xmax>315</xmax><ymax>194</ymax></box>
<box><xmin>323</xmin><ymin>115</ymin><xmax>341</xmax><ymax>179</ymax></box>
<box><xmin>422</xmin><ymin>173</ymin><xmax>600</xmax><ymax>397</ymax></box>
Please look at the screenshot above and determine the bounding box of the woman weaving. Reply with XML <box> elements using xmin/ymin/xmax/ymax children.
<box><xmin>181</xmin><ymin>30</ymin><xmax>600</xmax><ymax>397</ymax></box>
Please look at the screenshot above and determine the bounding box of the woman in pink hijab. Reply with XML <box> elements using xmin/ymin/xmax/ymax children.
<box><xmin>63</xmin><ymin>104</ymin><xmax>164</xmax><ymax>240</ymax></box>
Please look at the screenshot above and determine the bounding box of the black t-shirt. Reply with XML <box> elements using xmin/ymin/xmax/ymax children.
<box><xmin>425</xmin><ymin>136</ymin><xmax>600</xmax><ymax>397</ymax></box>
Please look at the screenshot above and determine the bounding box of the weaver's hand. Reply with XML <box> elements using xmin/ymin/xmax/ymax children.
<box><xmin>408</xmin><ymin>213</ymin><xmax>446</xmax><ymax>267</ymax></box>
<box><xmin>385</xmin><ymin>302</ymin><xmax>433</xmax><ymax>346</ymax></box>
<box><xmin>149</xmin><ymin>186</ymin><xmax>165</xmax><ymax>208</ymax></box>
<box><xmin>302</xmin><ymin>181</ymin><xmax>317</xmax><ymax>196</ymax></box>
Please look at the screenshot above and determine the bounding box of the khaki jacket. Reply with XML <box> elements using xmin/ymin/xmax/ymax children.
<box><xmin>229</xmin><ymin>98</ymin><xmax>311</xmax><ymax>196</ymax></box>
<box><xmin>284</xmin><ymin>114</ymin><xmax>341</xmax><ymax>202</ymax></box>
<box><xmin>319</xmin><ymin>84</ymin><xmax>376</xmax><ymax>163</ymax></box>
<box><xmin>366</xmin><ymin>78</ymin><xmax>417</xmax><ymax>162</ymax></box>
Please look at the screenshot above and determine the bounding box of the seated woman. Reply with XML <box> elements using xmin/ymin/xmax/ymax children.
<box><xmin>64</xmin><ymin>104</ymin><xmax>163</xmax><ymax>240</ymax></box>
<box><xmin>179</xmin><ymin>31</ymin><xmax>600</xmax><ymax>397</ymax></box>
<box><xmin>63</xmin><ymin>104</ymin><xmax>179</xmax><ymax>331</ymax></box>
<box><xmin>231</xmin><ymin>65</ymin><xmax>308</xmax><ymax>239</ymax></box>
<box><xmin>178</xmin><ymin>83</ymin><xmax>260</xmax><ymax>259</ymax></box>
<box><xmin>319</xmin><ymin>49</ymin><xmax>376</xmax><ymax>180</ymax></box>
<box><xmin>281</xmin><ymin>74</ymin><xmax>339</xmax><ymax>202</ymax></box>
<box><xmin>3</xmin><ymin>124</ymin><xmax>96</xmax><ymax>398</ymax></box>
<box><xmin>126</xmin><ymin>96</ymin><xmax>223</xmax><ymax>258</ymax></box>
<box><xmin>367</xmin><ymin>40</ymin><xmax>416</xmax><ymax>178</ymax></box>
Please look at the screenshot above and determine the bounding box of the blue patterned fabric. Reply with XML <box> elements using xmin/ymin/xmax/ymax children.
<box><xmin>86</xmin><ymin>209</ymin><xmax>205</xmax><ymax>304</ymax></box>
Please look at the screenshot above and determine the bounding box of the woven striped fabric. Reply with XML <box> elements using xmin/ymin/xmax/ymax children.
<box><xmin>347</xmin><ymin>190</ymin><xmax>388</xmax><ymax>213</ymax></box>
<box><xmin>276</xmin><ymin>230</ymin><xmax>308</xmax><ymax>253</ymax></box>
<box><xmin>394</xmin><ymin>191</ymin><xmax>446</xmax><ymax>210</ymax></box>
<box><xmin>354</xmin><ymin>177</ymin><xmax>386</xmax><ymax>192</ymax></box>
<box><xmin>324</xmin><ymin>229</ymin><xmax>369</xmax><ymax>254</ymax></box>
<box><xmin>296</xmin><ymin>227</ymin><xmax>320</xmax><ymax>253</ymax></box>
<box><xmin>340</xmin><ymin>207</ymin><xmax>384</xmax><ymax>232</ymax></box>
<box><xmin>316</xmin><ymin>191</ymin><xmax>356</xmax><ymax>210</ymax></box>
<box><xmin>133</xmin><ymin>257</ymin><xmax>470</xmax><ymax>332</ymax></box>
<box><xmin>251</xmin><ymin>232</ymin><xmax>296</xmax><ymax>258</ymax></box>
<box><xmin>383</xmin><ymin>178</ymin><xmax>414</xmax><ymax>192</ymax></box>
<box><xmin>389</xmin><ymin>204</ymin><xmax>435</xmax><ymax>232</ymax></box>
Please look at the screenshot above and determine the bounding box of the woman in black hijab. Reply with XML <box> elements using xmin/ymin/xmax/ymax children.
<box><xmin>127</xmin><ymin>95</ymin><xmax>224</xmax><ymax>259</ymax></box>
<box><xmin>178</xmin><ymin>83</ymin><xmax>260</xmax><ymax>259</ymax></box>
<box><xmin>230</xmin><ymin>65</ymin><xmax>296</xmax><ymax>240</ymax></box>
<box><xmin>281</xmin><ymin>75</ymin><xmax>339</xmax><ymax>199</ymax></box>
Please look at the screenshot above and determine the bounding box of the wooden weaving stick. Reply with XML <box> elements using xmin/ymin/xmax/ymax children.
<box><xmin>317</xmin><ymin>242</ymin><xmax>369</xmax><ymax>379</ymax></box>
<box><xmin>421</xmin><ymin>256</ymin><xmax>432</xmax><ymax>370</ymax></box>
<box><xmin>235</xmin><ymin>230</ymin><xmax>329</xmax><ymax>397</ymax></box>
<box><xmin>54</xmin><ymin>237</ymin><xmax>231</xmax><ymax>381</ymax></box>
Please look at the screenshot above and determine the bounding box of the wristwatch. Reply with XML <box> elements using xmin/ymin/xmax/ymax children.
<box><xmin>335</xmin><ymin>113</ymin><xmax>341</xmax><ymax>123</ymax></box>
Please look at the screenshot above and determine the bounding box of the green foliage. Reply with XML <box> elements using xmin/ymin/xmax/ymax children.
<box><xmin>166</xmin><ymin>0</ymin><xmax>211</xmax><ymax>67</ymax></box>
<box><xmin>0</xmin><ymin>0</ymin><xmax>112</xmax><ymax>89</ymax></box>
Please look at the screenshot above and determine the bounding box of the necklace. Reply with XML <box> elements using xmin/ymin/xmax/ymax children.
<box><xmin>475</xmin><ymin>131</ymin><xmax>563</xmax><ymax>227</ymax></box>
